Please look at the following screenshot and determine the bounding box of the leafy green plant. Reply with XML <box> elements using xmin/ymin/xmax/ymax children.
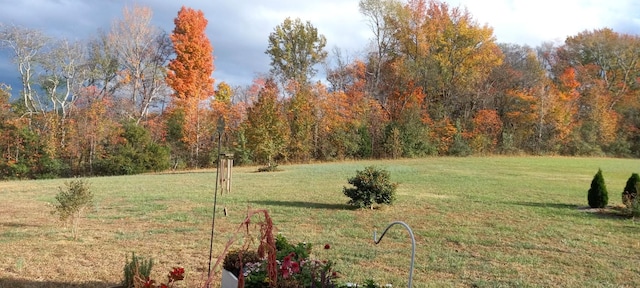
<box><xmin>343</xmin><ymin>166</ymin><xmax>398</xmax><ymax>209</ymax></box>
<box><xmin>122</xmin><ymin>252</ymin><xmax>153</xmax><ymax>288</ymax></box>
<box><xmin>587</xmin><ymin>169</ymin><xmax>608</xmax><ymax>208</ymax></box>
<box><xmin>622</xmin><ymin>173</ymin><xmax>639</xmax><ymax>208</ymax></box>
<box><xmin>275</xmin><ymin>234</ymin><xmax>311</xmax><ymax>261</ymax></box>
<box><xmin>51</xmin><ymin>179</ymin><xmax>94</xmax><ymax>240</ymax></box>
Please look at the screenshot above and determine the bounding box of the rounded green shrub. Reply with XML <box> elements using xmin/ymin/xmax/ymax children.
<box><xmin>622</xmin><ymin>173</ymin><xmax>639</xmax><ymax>208</ymax></box>
<box><xmin>343</xmin><ymin>166</ymin><xmax>398</xmax><ymax>209</ymax></box>
<box><xmin>587</xmin><ymin>169</ymin><xmax>608</xmax><ymax>208</ymax></box>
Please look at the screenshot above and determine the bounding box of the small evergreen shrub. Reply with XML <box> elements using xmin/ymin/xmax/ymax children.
<box><xmin>631</xmin><ymin>189</ymin><xmax>640</xmax><ymax>219</ymax></box>
<box><xmin>587</xmin><ymin>169</ymin><xmax>608</xmax><ymax>208</ymax></box>
<box><xmin>51</xmin><ymin>179</ymin><xmax>94</xmax><ymax>240</ymax></box>
<box><xmin>343</xmin><ymin>166</ymin><xmax>398</xmax><ymax>209</ymax></box>
<box><xmin>122</xmin><ymin>252</ymin><xmax>153</xmax><ymax>288</ymax></box>
<box><xmin>622</xmin><ymin>173</ymin><xmax>639</xmax><ymax>208</ymax></box>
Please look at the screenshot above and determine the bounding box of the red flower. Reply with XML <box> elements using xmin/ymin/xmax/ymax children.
<box><xmin>280</xmin><ymin>266</ymin><xmax>291</xmax><ymax>279</ymax></box>
<box><xmin>291</xmin><ymin>261</ymin><xmax>300</xmax><ymax>274</ymax></box>
<box><xmin>168</xmin><ymin>267</ymin><xmax>185</xmax><ymax>281</ymax></box>
<box><xmin>324</xmin><ymin>244</ymin><xmax>331</xmax><ymax>250</ymax></box>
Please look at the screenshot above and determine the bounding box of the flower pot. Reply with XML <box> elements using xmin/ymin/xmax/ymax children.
<box><xmin>221</xmin><ymin>268</ymin><xmax>240</xmax><ymax>288</ymax></box>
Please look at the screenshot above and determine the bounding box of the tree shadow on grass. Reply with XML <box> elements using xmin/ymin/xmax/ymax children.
<box><xmin>248</xmin><ymin>200</ymin><xmax>356</xmax><ymax>210</ymax></box>
<box><xmin>505</xmin><ymin>201</ymin><xmax>631</xmax><ymax>219</ymax></box>
<box><xmin>504</xmin><ymin>201</ymin><xmax>579</xmax><ymax>210</ymax></box>
<box><xmin>0</xmin><ymin>278</ymin><xmax>117</xmax><ymax>288</ymax></box>
<box><xmin>577</xmin><ymin>205</ymin><xmax>632</xmax><ymax>220</ymax></box>
<box><xmin>0</xmin><ymin>222</ymin><xmax>42</xmax><ymax>228</ymax></box>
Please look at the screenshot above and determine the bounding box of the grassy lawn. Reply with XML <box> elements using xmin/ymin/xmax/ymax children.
<box><xmin>1</xmin><ymin>156</ymin><xmax>639</xmax><ymax>287</ymax></box>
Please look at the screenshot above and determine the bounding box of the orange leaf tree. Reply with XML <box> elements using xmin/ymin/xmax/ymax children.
<box><xmin>166</xmin><ymin>6</ymin><xmax>215</xmax><ymax>167</ymax></box>
<box><xmin>385</xmin><ymin>0</ymin><xmax>501</xmax><ymax>124</ymax></box>
<box><xmin>469</xmin><ymin>109</ymin><xmax>503</xmax><ymax>154</ymax></box>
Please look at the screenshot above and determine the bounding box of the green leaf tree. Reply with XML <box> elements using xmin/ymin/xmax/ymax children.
<box><xmin>244</xmin><ymin>79</ymin><xmax>290</xmax><ymax>166</ymax></box>
<box><xmin>265</xmin><ymin>17</ymin><xmax>327</xmax><ymax>86</ymax></box>
<box><xmin>588</xmin><ymin>169</ymin><xmax>608</xmax><ymax>208</ymax></box>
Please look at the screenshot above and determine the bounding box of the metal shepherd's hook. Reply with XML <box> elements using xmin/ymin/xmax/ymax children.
<box><xmin>373</xmin><ymin>221</ymin><xmax>415</xmax><ymax>288</ymax></box>
<box><xmin>207</xmin><ymin>116</ymin><xmax>225</xmax><ymax>286</ymax></box>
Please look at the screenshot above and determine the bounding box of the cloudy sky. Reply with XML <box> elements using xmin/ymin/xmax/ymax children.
<box><xmin>0</xmin><ymin>0</ymin><xmax>638</xmax><ymax>91</ymax></box>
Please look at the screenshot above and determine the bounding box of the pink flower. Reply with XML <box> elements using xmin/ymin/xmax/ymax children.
<box><xmin>281</xmin><ymin>266</ymin><xmax>291</xmax><ymax>279</ymax></box>
<box><xmin>291</xmin><ymin>261</ymin><xmax>300</xmax><ymax>274</ymax></box>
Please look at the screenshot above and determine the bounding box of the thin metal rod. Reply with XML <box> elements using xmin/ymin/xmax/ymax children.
<box><xmin>373</xmin><ymin>221</ymin><xmax>416</xmax><ymax>288</ymax></box>
<box><xmin>207</xmin><ymin>131</ymin><xmax>223</xmax><ymax>283</ymax></box>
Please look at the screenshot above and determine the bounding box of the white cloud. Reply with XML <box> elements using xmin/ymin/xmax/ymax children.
<box><xmin>453</xmin><ymin>0</ymin><xmax>637</xmax><ymax>45</ymax></box>
<box><xmin>0</xmin><ymin>0</ymin><xmax>638</xmax><ymax>88</ymax></box>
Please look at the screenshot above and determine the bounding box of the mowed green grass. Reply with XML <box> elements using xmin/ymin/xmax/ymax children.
<box><xmin>1</xmin><ymin>156</ymin><xmax>639</xmax><ymax>287</ymax></box>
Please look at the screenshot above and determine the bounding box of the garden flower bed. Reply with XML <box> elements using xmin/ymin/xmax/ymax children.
<box><xmin>210</xmin><ymin>209</ymin><xmax>394</xmax><ymax>288</ymax></box>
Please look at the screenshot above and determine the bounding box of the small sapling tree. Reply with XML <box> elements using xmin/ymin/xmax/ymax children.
<box><xmin>587</xmin><ymin>169</ymin><xmax>608</xmax><ymax>208</ymax></box>
<box><xmin>343</xmin><ymin>166</ymin><xmax>398</xmax><ymax>209</ymax></box>
<box><xmin>622</xmin><ymin>173</ymin><xmax>639</xmax><ymax>208</ymax></box>
<box><xmin>51</xmin><ymin>178</ymin><xmax>94</xmax><ymax>240</ymax></box>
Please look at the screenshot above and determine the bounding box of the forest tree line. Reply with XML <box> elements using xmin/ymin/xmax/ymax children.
<box><xmin>1</xmin><ymin>0</ymin><xmax>639</xmax><ymax>179</ymax></box>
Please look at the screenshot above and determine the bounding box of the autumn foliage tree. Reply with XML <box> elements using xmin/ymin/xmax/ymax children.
<box><xmin>3</xmin><ymin>2</ymin><xmax>640</xmax><ymax>179</ymax></box>
<box><xmin>320</xmin><ymin>60</ymin><xmax>388</xmax><ymax>159</ymax></box>
<box><xmin>286</xmin><ymin>85</ymin><xmax>316</xmax><ymax>162</ymax></box>
<box><xmin>166</xmin><ymin>6</ymin><xmax>215</xmax><ymax>167</ymax></box>
<box><xmin>384</xmin><ymin>0</ymin><xmax>501</xmax><ymax>123</ymax></box>
<box><xmin>470</xmin><ymin>109</ymin><xmax>502</xmax><ymax>154</ymax></box>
